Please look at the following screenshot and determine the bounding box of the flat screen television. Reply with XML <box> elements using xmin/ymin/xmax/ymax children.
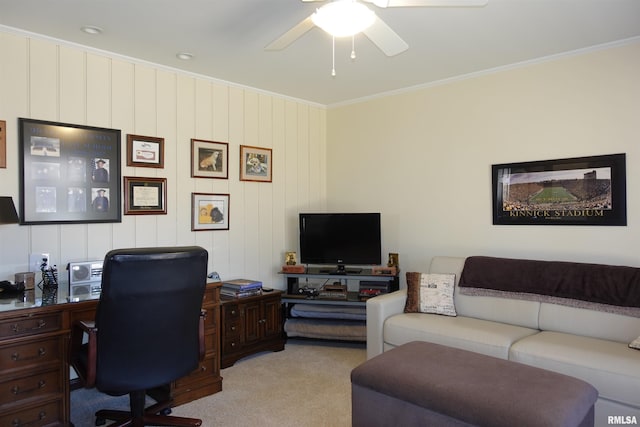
<box><xmin>299</xmin><ymin>213</ymin><xmax>381</xmax><ymax>274</ymax></box>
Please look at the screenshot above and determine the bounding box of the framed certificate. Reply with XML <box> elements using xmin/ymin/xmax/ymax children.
<box><xmin>123</xmin><ymin>176</ymin><xmax>167</xmax><ymax>215</ymax></box>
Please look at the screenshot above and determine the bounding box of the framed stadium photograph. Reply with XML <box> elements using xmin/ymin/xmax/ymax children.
<box><xmin>492</xmin><ymin>154</ymin><xmax>626</xmax><ymax>226</ymax></box>
<box><xmin>19</xmin><ymin>118</ymin><xmax>121</xmax><ymax>225</ymax></box>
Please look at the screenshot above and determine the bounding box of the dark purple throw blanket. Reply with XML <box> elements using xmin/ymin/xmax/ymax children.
<box><xmin>459</xmin><ymin>256</ymin><xmax>640</xmax><ymax>308</ymax></box>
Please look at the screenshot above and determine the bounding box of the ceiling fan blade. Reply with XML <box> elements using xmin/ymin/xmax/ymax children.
<box><xmin>265</xmin><ymin>15</ymin><xmax>316</xmax><ymax>51</ymax></box>
<box><xmin>362</xmin><ymin>16</ymin><xmax>408</xmax><ymax>56</ymax></box>
<box><xmin>366</xmin><ymin>0</ymin><xmax>488</xmax><ymax>7</ymax></box>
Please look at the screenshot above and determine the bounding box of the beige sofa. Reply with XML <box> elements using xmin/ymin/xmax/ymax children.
<box><xmin>367</xmin><ymin>256</ymin><xmax>640</xmax><ymax>426</ymax></box>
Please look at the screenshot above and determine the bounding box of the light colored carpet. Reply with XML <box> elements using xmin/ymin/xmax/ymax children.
<box><xmin>71</xmin><ymin>339</ymin><xmax>366</xmax><ymax>427</ymax></box>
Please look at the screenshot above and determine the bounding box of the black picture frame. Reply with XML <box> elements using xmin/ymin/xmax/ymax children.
<box><xmin>492</xmin><ymin>153</ymin><xmax>626</xmax><ymax>226</ymax></box>
<box><xmin>19</xmin><ymin>118</ymin><xmax>122</xmax><ymax>225</ymax></box>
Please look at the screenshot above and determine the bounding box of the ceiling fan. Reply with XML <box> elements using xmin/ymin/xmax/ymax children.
<box><xmin>265</xmin><ymin>0</ymin><xmax>489</xmax><ymax>57</ymax></box>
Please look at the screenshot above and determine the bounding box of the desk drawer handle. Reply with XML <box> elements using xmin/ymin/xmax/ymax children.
<box><xmin>12</xmin><ymin>380</ymin><xmax>46</xmax><ymax>395</ymax></box>
<box><xmin>11</xmin><ymin>347</ymin><xmax>46</xmax><ymax>361</ymax></box>
<box><xmin>12</xmin><ymin>411</ymin><xmax>47</xmax><ymax>427</ymax></box>
<box><xmin>11</xmin><ymin>319</ymin><xmax>47</xmax><ymax>333</ymax></box>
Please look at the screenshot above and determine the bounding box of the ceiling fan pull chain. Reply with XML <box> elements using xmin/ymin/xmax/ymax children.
<box><xmin>332</xmin><ymin>36</ymin><xmax>336</xmax><ymax>77</ymax></box>
<box><xmin>351</xmin><ymin>35</ymin><xmax>356</xmax><ymax>60</ymax></box>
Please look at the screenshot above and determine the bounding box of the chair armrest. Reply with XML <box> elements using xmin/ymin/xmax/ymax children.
<box><xmin>199</xmin><ymin>310</ymin><xmax>206</xmax><ymax>361</ymax></box>
<box><xmin>70</xmin><ymin>320</ymin><xmax>98</xmax><ymax>387</ymax></box>
<box><xmin>366</xmin><ymin>290</ymin><xmax>407</xmax><ymax>360</ymax></box>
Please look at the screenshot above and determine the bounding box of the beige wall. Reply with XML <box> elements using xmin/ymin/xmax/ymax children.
<box><xmin>0</xmin><ymin>30</ymin><xmax>327</xmax><ymax>288</ymax></box>
<box><xmin>2</xmin><ymin>28</ymin><xmax>638</xmax><ymax>289</ymax></box>
<box><xmin>327</xmin><ymin>41</ymin><xmax>640</xmax><ymax>276</ymax></box>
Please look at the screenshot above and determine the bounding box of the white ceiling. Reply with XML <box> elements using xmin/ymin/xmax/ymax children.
<box><xmin>1</xmin><ymin>0</ymin><xmax>639</xmax><ymax>106</ymax></box>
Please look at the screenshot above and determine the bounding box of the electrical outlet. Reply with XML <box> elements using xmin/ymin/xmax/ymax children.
<box><xmin>29</xmin><ymin>253</ymin><xmax>50</xmax><ymax>272</ymax></box>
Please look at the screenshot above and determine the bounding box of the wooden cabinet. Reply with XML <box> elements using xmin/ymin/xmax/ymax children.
<box><xmin>220</xmin><ymin>291</ymin><xmax>285</xmax><ymax>368</ymax></box>
<box><xmin>147</xmin><ymin>282</ymin><xmax>223</xmax><ymax>406</ymax></box>
<box><xmin>0</xmin><ymin>308</ymin><xmax>67</xmax><ymax>427</ymax></box>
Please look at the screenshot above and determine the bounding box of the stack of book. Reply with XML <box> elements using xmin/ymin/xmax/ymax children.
<box><xmin>221</xmin><ymin>279</ymin><xmax>262</xmax><ymax>298</ymax></box>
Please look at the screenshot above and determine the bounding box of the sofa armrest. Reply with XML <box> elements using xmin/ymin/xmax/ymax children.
<box><xmin>366</xmin><ymin>289</ymin><xmax>407</xmax><ymax>359</ymax></box>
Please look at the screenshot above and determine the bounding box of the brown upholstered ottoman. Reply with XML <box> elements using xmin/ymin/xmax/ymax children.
<box><xmin>351</xmin><ymin>341</ymin><xmax>598</xmax><ymax>427</ymax></box>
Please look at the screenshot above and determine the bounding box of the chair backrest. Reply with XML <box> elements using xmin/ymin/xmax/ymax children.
<box><xmin>94</xmin><ymin>246</ymin><xmax>208</xmax><ymax>393</ymax></box>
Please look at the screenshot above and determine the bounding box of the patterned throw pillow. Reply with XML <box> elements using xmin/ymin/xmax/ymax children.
<box><xmin>404</xmin><ymin>272</ymin><xmax>457</xmax><ymax>316</ymax></box>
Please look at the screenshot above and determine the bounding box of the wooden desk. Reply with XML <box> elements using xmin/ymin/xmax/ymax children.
<box><xmin>0</xmin><ymin>282</ymin><xmax>222</xmax><ymax>426</ymax></box>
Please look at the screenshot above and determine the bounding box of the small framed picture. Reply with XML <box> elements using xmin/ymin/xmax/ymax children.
<box><xmin>285</xmin><ymin>251</ymin><xmax>298</xmax><ymax>265</ymax></box>
<box><xmin>191</xmin><ymin>192</ymin><xmax>230</xmax><ymax>231</ymax></box>
<box><xmin>191</xmin><ymin>139</ymin><xmax>229</xmax><ymax>179</ymax></box>
<box><xmin>123</xmin><ymin>176</ymin><xmax>167</xmax><ymax>215</ymax></box>
<box><xmin>126</xmin><ymin>134</ymin><xmax>164</xmax><ymax>168</ymax></box>
<box><xmin>0</xmin><ymin>120</ymin><xmax>6</xmax><ymax>168</ymax></box>
<box><xmin>240</xmin><ymin>145</ymin><xmax>272</xmax><ymax>182</ymax></box>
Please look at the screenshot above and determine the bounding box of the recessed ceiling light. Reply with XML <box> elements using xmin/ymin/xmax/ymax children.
<box><xmin>176</xmin><ymin>52</ymin><xmax>194</xmax><ymax>61</ymax></box>
<box><xmin>81</xmin><ymin>26</ymin><xmax>103</xmax><ymax>35</ymax></box>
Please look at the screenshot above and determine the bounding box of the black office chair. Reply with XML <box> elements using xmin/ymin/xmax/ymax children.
<box><xmin>70</xmin><ymin>246</ymin><xmax>208</xmax><ymax>427</ymax></box>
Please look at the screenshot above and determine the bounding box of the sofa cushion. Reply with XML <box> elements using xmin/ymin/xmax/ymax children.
<box><xmin>538</xmin><ymin>302</ymin><xmax>640</xmax><ymax>343</ymax></box>
<box><xmin>509</xmin><ymin>331</ymin><xmax>640</xmax><ymax>408</ymax></box>
<box><xmin>405</xmin><ymin>272</ymin><xmax>456</xmax><ymax>316</ymax></box>
<box><xmin>383</xmin><ymin>313</ymin><xmax>539</xmax><ymax>359</ymax></box>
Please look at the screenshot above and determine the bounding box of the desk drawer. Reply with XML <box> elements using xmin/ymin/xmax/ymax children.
<box><xmin>0</xmin><ymin>399</ymin><xmax>63</xmax><ymax>427</ymax></box>
<box><xmin>174</xmin><ymin>356</ymin><xmax>217</xmax><ymax>388</ymax></box>
<box><xmin>203</xmin><ymin>306</ymin><xmax>218</xmax><ymax>331</ymax></box>
<box><xmin>223</xmin><ymin>336</ymin><xmax>240</xmax><ymax>354</ymax></box>
<box><xmin>202</xmin><ymin>285</ymin><xmax>220</xmax><ymax>306</ymax></box>
<box><xmin>0</xmin><ymin>369</ymin><xmax>62</xmax><ymax>406</ymax></box>
<box><xmin>0</xmin><ymin>337</ymin><xmax>62</xmax><ymax>373</ymax></box>
<box><xmin>0</xmin><ymin>314</ymin><xmax>62</xmax><ymax>339</ymax></box>
<box><xmin>223</xmin><ymin>305</ymin><xmax>240</xmax><ymax>322</ymax></box>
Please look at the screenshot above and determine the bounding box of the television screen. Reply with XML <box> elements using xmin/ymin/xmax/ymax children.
<box><xmin>299</xmin><ymin>213</ymin><xmax>382</xmax><ymax>269</ymax></box>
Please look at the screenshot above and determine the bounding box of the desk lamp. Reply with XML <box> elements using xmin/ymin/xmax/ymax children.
<box><xmin>0</xmin><ymin>196</ymin><xmax>19</xmax><ymax>224</ymax></box>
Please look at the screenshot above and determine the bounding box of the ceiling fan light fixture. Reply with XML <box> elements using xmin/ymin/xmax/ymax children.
<box><xmin>312</xmin><ymin>0</ymin><xmax>376</xmax><ymax>38</ymax></box>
